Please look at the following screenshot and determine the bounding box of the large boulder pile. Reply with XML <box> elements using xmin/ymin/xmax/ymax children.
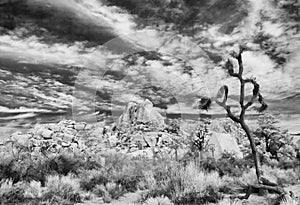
<box><xmin>1</xmin><ymin>116</ymin><xmax>187</xmax><ymax>161</ymax></box>
<box><xmin>118</xmin><ymin>99</ymin><xmax>165</xmax><ymax>130</ymax></box>
<box><xmin>2</xmin><ymin>120</ymin><xmax>91</xmax><ymax>158</ymax></box>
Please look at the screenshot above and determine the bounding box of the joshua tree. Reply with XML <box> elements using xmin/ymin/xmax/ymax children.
<box><xmin>202</xmin><ymin>46</ymin><xmax>286</xmax><ymax>199</ymax></box>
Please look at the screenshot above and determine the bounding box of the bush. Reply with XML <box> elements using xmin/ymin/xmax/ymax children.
<box><xmin>79</xmin><ymin>169</ymin><xmax>108</xmax><ymax>191</ymax></box>
<box><xmin>97</xmin><ymin>152</ymin><xmax>154</xmax><ymax>193</ymax></box>
<box><xmin>199</xmin><ymin>157</ymin><xmax>218</xmax><ymax>172</ymax></box>
<box><xmin>219</xmin><ymin>176</ymin><xmax>245</xmax><ymax>194</ymax></box>
<box><xmin>42</xmin><ymin>175</ymin><xmax>81</xmax><ymax>204</ymax></box>
<box><xmin>142</xmin><ymin>163</ymin><xmax>223</xmax><ymax>204</ymax></box>
<box><xmin>143</xmin><ymin>196</ymin><xmax>173</xmax><ymax>205</ymax></box>
<box><xmin>216</xmin><ymin>153</ymin><xmax>250</xmax><ymax>177</ymax></box>
<box><xmin>93</xmin><ymin>184</ymin><xmax>109</xmax><ymax>198</ymax></box>
<box><xmin>24</xmin><ymin>180</ymin><xmax>44</xmax><ymax>199</ymax></box>
<box><xmin>92</xmin><ymin>184</ymin><xmax>111</xmax><ymax>203</ymax></box>
<box><xmin>200</xmin><ymin>153</ymin><xmax>250</xmax><ymax>177</ymax></box>
<box><xmin>174</xmin><ymin>185</ymin><xmax>222</xmax><ymax>204</ymax></box>
<box><xmin>254</xmin><ymin>114</ymin><xmax>297</xmax><ymax>163</ymax></box>
<box><xmin>0</xmin><ymin>143</ymin><xmax>88</xmax><ymax>186</ymax></box>
<box><xmin>116</xmin><ymin>175</ymin><xmax>143</xmax><ymax>192</ymax></box>
<box><xmin>105</xmin><ymin>182</ymin><xmax>125</xmax><ymax>200</ymax></box>
<box><xmin>0</xmin><ymin>179</ymin><xmax>26</xmax><ymax>203</ymax></box>
<box><xmin>261</xmin><ymin>166</ymin><xmax>300</xmax><ymax>185</ymax></box>
<box><xmin>52</xmin><ymin>152</ymin><xmax>86</xmax><ymax>175</ymax></box>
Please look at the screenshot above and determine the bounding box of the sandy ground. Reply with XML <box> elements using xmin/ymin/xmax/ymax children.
<box><xmin>77</xmin><ymin>185</ymin><xmax>300</xmax><ymax>205</ymax></box>
<box><xmin>77</xmin><ymin>192</ymin><xmax>142</xmax><ymax>205</ymax></box>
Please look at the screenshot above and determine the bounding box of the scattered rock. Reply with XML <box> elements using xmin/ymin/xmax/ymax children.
<box><xmin>143</xmin><ymin>133</ymin><xmax>159</xmax><ymax>147</ymax></box>
<box><xmin>129</xmin><ymin>148</ymin><xmax>154</xmax><ymax>158</ymax></box>
<box><xmin>62</xmin><ymin>133</ymin><xmax>75</xmax><ymax>143</ymax></box>
<box><xmin>16</xmin><ymin>134</ymin><xmax>31</xmax><ymax>147</ymax></box>
<box><xmin>61</xmin><ymin>141</ymin><xmax>71</xmax><ymax>147</ymax></box>
<box><xmin>42</xmin><ymin>130</ymin><xmax>53</xmax><ymax>139</ymax></box>
<box><xmin>75</xmin><ymin>123</ymin><xmax>86</xmax><ymax>131</ymax></box>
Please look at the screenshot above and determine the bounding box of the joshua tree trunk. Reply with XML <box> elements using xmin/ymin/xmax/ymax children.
<box><xmin>240</xmin><ymin>120</ymin><xmax>261</xmax><ymax>182</ymax></box>
<box><xmin>212</xmin><ymin>46</ymin><xmax>286</xmax><ymax>199</ymax></box>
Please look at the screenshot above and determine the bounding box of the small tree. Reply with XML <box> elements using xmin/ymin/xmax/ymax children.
<box><xmin>254</xmin><ymin>113</ymin><xmax>296</xmax><ymax>163</ymax></box>
<box><xmin>200</xmin><ymin>46</ymin><xmax>286</xmax><ymax>198</ymax></box>
<box><xmin>190</xmin><ymin>119</ymin><xmax>211</xmax><ymax>160</ymax></box>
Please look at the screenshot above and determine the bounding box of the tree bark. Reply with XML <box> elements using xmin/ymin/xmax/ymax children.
<box><xmin>240</xmin><ymin>121</ymin><xmax>262</xmax><ymax>183</ymax></box>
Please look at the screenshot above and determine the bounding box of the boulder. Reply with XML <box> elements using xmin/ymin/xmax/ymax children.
<box><xmin>292</xmin><ymin>135</ymin><xmax>300</xmax><ymax>149</ymax></box>
<box><xmin>118</xmin><ymin>99</ymin><xmax>165</xmax><ymax>129</ymax></box>
<box><xmin>10</xmin><ymin>132</ymin><xmax>31</xmax><ymax>147</ymax></box>
<box><xmin>75</xmin><ymin>123</ymin><xmax>86</xmax><ymax>131</ymax></box>
<box><xmin>62</xmin><ymin>133</ymin><xmax>75</xmax><ymax>143</ymax></box>
<box><xmin>129</xmin><ymin>148</ymin><xmax>154</xmax><ymax>158</ymax></box>
<box><xmin>61</xmin><ymin>141</ymin><xmax>71</xmax><ymax>147</ymax></box>
<box><xmin>204</xmin><ymin>132</ymin><xmax>243</xmax><ymax>159</ymax></box>
<box><xmin>41</xmin><ymin>130</ymin><xmax>53</xmax><ymax>139</ymax></box>
<box><xmin>143</xmin><ymin>132</ymin><xmax>160</xmax><ymax>147</ymax></box>
<box><xmin>108</xmin><ymin>134</ymin><xmax>118</xmax><ymax>147</ymax></box>
<box><xmin>16</xmin><ymin>134</ymin><xmax>31</xmax><ymax>147</ymax></box>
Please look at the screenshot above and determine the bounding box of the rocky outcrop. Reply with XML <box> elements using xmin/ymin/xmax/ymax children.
<box><xmin>3</xmin><ymin>120</ymin><xmax>91</xmax><ymax>157</ymax></box>
<box><xmin>118</xmin><ymin>99</ymin><xmax>165</xmax><ymax>130</ymax></box>
<box><xmin>2</xmin><ymin>118</ymin><xmax>187</xmax><ymax>161</ymax></box>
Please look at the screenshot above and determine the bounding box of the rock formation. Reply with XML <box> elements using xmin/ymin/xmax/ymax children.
<box><xmin>1</xmin><ymin>117</ymin><xmax>187</xmax><ymax>161</ymax></box>
<box><xmin>1</xmin><ymin>120</ymin><xmax>90</xmax><ymax>158</ymax></box>
<box><xmin>118</xmin><ymin>99</ymin><xmax>165</xmax><ymax>130</ymax></box>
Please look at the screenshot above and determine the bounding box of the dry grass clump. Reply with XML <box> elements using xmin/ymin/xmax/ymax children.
<box><xmin>261</xmin><ymin>165</ymin><xmax>300</xmax><ymax>185</ymax></box>
<box><xmin>42</xmin><ymin>174</ymin><xmax>81</xmax><ymax>204</ymax></box>
<box><xmin>0</xmin><ymin>179</ymin><xmax>26</xmax><ymax>203</ymax></box>
<box><xmin>24</xmin><ymin>180</ymin><xmax>44</xmax><ymax>199</ymax></box>
<box><xmin>143</xmin><ymin>196</ymin><xmax>174</xmax><ymax>205</ymax></box>
<box><xmin>142</xmin><ymin>163</ymin><xmax>223</xmax><ymax>204</ymax></box>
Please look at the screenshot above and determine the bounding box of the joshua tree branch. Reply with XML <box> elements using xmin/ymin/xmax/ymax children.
<box><xmin>215</xmin><ymin>100</ymin><xmax>240</xmax><ymax>123</ymax></box>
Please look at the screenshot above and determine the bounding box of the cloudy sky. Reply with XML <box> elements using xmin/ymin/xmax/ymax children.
<box><xmin>0</xmin><ymin>0</ymin><xmax>299</xmax><ymax>133</ymax></box>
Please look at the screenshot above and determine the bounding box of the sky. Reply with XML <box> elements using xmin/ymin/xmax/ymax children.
<box><xmin>0</xmin><ymin>0</ymin><xmax>299</xmax><ymax>133</ymax></box>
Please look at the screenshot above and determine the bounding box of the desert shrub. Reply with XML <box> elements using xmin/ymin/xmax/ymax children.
<box><xmin>254</xmin><ymin>114</ymin><xmax>297</xmax><ymax>163</ymax></box>
<box><xmin>261</xmin><ymin>166</ymin><xmax>300</xmax><ymax>185</ymax></box>
<box><xmin>0</xmin><ymin>142</ymin><xmax>88</xmax><ymax>186</ymax></box>
<box><xmin>101</xmin><ymin>152</ymin><xmax>156</xmax><ymax>192</ymax></box>
<box><xmin>231</xmin><ymin>165</ymin><xmax>300</xmax><ymax>187</ymax></box>
<box><xmin>238</xmin><ymin>169</ymin><xmax>258</xmax><ymax>185</ymax></box>
<box><xmin>199</xmin><ymin>157</ymin><xmax>218</xmax><ymax>172</ymax></box>
<box><xmin>216</xmin><ymin>153</ymin><xmax>250</xmax><ymax>177</ymax></box>
<box><xmin>0</xmin><ymin>145</ymin><xmax>30</xmax><ymax>183</ymax></box>
<box><xmin>200</xmin><ymin>153</ymin><xmax>250</xmax><ymax>177</ymax></box>
<box><xmin>278</xmin><ymin>159</ymin><xmax>300</xmax><ymax>169</ymax></box>
<box><xmin>102</xmin><ymin>151</ymin><xmax>133</xmax><ymax>173</ymax></box>
<box><xmin>42</xmin><ymin>197</ymin><xmax>74</xmax><ymax>205</ymax></box>
<box><xmin>219</xmin><ymin>176</ymin><xmax>245</xmax><ymax>194</ymax></box>
<box><xmin>116</xmin><ymin>175</ymin><xmax>143</xmax><ymax>192</ymax></box>
<box><xmin>105</xmin><ymin>182</ymin><xmax>125</xmax><ymax>199</ymax></box>
<box><xmin>79</xmin><ymin>155</ymin><xmax>146</xmax><ymax>192</ymax></box>
<box><xmin>78</xmin><ymin>152</ymin><xmax>163</xmax><ymax>201</ymax></box>
<box><xmin>24</xmin><ymin>180</ymin><xmax>44</xmax><ymax>199</ymax></box>
<box><xmin>93</xmin><ymin>184</ymin><xmax>109</xmax><ymax>198</ymax></box>
<box><xmin>0</xmin><ymin>179</ymin><xmax>26</xmax><ymax>203</ymax></box>
<box><xmin>174</xmin><ymin>185</ymin><xmax>222</xmax><ymax>204</ymax></box>
<box><xmin>42</xmin><ymin>175</ymin><xmax>81</xmax><ymax>204</ymax></box>
<box><xmin>142</xmin><ymin>163</ymin><xmax>223</xmax><ymax>204</ymax></box>
<box><xmin>92</xmin><ymin>184</ymin><xmax>112</xmax><ymax>203</ymax></box>
<box><xmin>92</xmin><ymin>182</ymin><xmax>124</xmax><ymax>201</ymax></box>
<box><xmin>52</xmin><ymin>151</ymin><xmax>86</xmax><ymax>175</ymax></box>
<box><xmin>143</xmin><ymin>196</ymin><xmax>174</xmax><ymax>205</ymax></box>
<box><xmin>79</xmin><ymin>169</ymin><xmax>108</xmax><ymax>191</ymax></box>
